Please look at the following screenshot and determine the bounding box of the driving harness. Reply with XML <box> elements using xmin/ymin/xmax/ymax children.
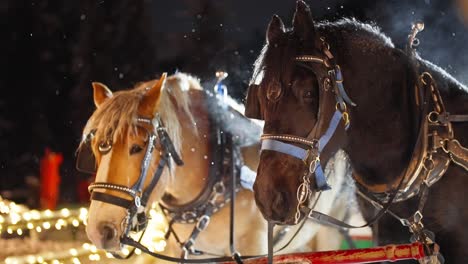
<box><xmin>245</xmin><ymin>23</ymin><xmax>468</xmax><ymax>263</ymax></box>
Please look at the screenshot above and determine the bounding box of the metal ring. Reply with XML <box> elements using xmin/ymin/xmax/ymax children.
<box><xmin>420</xmin><ymin>72</ymin><xmax>433</xmax><ymax>85</ymax></box>
<box><xmin>181</xmin><ymin>211</ymin><xmax>197</xmax><ymax>221</ymax></box>
<box><xmin>309</xmin><ymin>158</ymin><xmax>320</xmax><ymax>174</ymax></box>
<box><xmin>441</xmin><ymin>139</ymin><xmax>450</xmax><ymax>153</ymax></box>
<box><xmin>320</xmin><ymin>37</ymin><xmax>330</xmax><ymax>51</ymax></box>
<box><xmin>342</xmin><ymin>112</ymin><xmax>350</xmax><ymax>127</ymax></box>
<box><xmin>296</xmin><ymin>181</ymin><xmax>310</xmax><ymax>204</ymax></box>
<box><xmin>134</xmin><ymin>196</ymin><xmax>141</xmax><ymax>208</ymax></box>
<box><xmin>427</xmin><ymin>111</ymin><xmax>439</xmax><ymax>124</ymax></box>
<box><xmin>213</xmin><ymin>182</ymin><xmax>225</xmax><ymax>194</ymax></box>
<box><xmin>422</xmin><ymin>157</ymin><xmax>435</xmax><ymax>172</ymax></box>
<box><xmin>336</xmin><ymin>102</ymin><xmax>347</xmax><ymax>113</ymax></box>
<box><xmin>323</xmin><ymin>77</ymin><xmax>331</xmax><ymax>92</ymax></box>
<box><xmin>196</xmin><ymin>215</ymin><xmax>210</xmax><ymax>231</ymax></box>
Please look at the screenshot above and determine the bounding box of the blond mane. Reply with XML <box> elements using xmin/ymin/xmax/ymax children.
<box><xmin>81</xmin><ymin>73</ymin><xmax>201</xmax><ymax>161</ymax></box>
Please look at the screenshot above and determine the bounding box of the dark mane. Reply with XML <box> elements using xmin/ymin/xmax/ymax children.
<box><xmin>316</xmin><ymin>18</ymin><xmax>394</xmax><ymax>48</ymax></box>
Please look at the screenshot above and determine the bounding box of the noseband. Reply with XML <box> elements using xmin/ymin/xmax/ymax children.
<box><xmin>259</xmin><ymin>39</ymin><xmax>356</xmax><ymax>222</ymax></box>
<box><xmin>85</xmin><ymin>114</ymin><xmax>183</xmax><ymax>237</ymax></box>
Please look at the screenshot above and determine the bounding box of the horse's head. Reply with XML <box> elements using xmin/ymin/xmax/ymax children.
<box><xmin>79</xmin><ymin>74</ymin><xmax>184</xmax><ymax>251</ymax></box>
<box><xmin>245</xmin><ymin>1</ymin><xmax>349</xmax><ymax>224</ymax></box>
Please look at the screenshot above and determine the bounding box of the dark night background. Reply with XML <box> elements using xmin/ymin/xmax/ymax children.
<box><xmin>2</xmin><ymin>0</ymin><xmax>468</xmax><ymax>206</ymax></box>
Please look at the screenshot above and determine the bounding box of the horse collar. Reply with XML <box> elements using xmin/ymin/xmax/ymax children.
<box><xmin>364</xmin><ymin>71</ymin><xmax>468</xmax><ymax>203</ymax></box>
<box><xmin>159</xmin><ymin>94</ymin><xmax>242</xmax><ymax>225</ymax></box>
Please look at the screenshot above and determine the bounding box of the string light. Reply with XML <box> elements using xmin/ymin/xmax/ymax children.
<box><xmin>2</xmin><ymin>198</ymin><xmax>168</xmax><ymax>263</ymax></box>
<box><xmin>1</xmin><ymin>204</ymin><xmax>88</xmax><ymax>236</ymax></box>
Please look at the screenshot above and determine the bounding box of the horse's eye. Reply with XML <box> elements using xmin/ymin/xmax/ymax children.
<box><xmin>304</xmin><ymin>90</ymin><xmax>314</xmax><ymax>98</ymax></box>
<box><xmin>130</xmin><ymin>144</ymin><xmax>143</xmax><ymax>155</ymax></box>
<box><xmin>98</xmin><ymin>140</ymin><xmax>112</xmax><ymax>154</ymax></box>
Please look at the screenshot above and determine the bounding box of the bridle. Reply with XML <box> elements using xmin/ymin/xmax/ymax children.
<box><xmin>251</xmin><ymin>38</ymin><xmax>357</xmax><ymax>223</ymax></box>
<box><xmin>77</xmin><ymin>114</ymin><xmax>183</xmax><ymax>253</ymax></box>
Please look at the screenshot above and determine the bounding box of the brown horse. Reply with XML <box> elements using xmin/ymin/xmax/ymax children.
<box><xmin>80</xmin><ymin>72</ymin><xmax>350</xmax><ymax>262</ymax></box>
<box><xmin>245</xmin><ymin>1</ymin><xmax>468</xmax><ymax>263</ymax></box>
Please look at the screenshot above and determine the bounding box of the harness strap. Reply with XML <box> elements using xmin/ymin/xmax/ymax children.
<box><xmin>120</xmin><ymin>236</ymin><xmax>256</xmax><ymax>263</ymax></box>
<box><xmin>267</xmin><ymin>222</ymin><xmax>274</xmax><ymax>264</ymax></box>
<box><xmin>91</xmin><ymin>192</ymin><xmax>133</xmax><ymax>209</ymax></box>
<box><xmin>131</xmin><ymin>133</ymin><xmax>157</xmax><ymax>192</ymax></box>
<box><xmin>447</xmin><ymin>139</ymin><xmax>468</xmax><ymax>171</ymax></box>
<box><xmin>140</xmin><ymin>156</ymin><xmax>168</xmax><ymax>206</ymax></box>
<box><xmin>334</xmin><ymin>66</ymin><xmax>357</xmax><ymax>107</ymax></box>
<box><xmin>318</xmin><ymin>110</ymin><xmax>347</xmax><ymax>152</ymax></box>
<box><xmin>182</xmin><ymin>205</ymin><xmax>215</xmax><ymax>252</ymax></box>
<box><xmin>438</xmin><ymin>113</ymin><xmax>468</xmax><ymax>123</ymax></box>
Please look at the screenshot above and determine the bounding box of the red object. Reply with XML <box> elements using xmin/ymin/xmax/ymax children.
<box><xmin>222</xmin><ymin>242</ymin><xmax>426</xmax><ymax>264</ymax></box>
<box><xmin>77</xmin><ymin>177</ymin><xmax>93</xmax><ymax>203</ymax></box>
<box><xmin>39</xmin><ymin>148</ymin><xmax>63</xmax><ymax>209</ymax></box>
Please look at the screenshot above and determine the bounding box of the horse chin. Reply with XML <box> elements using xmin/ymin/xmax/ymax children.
<box><xmin>86</xmin><ymin>201</ymin><xmax>127</xmax><ymax>251</ymax></box>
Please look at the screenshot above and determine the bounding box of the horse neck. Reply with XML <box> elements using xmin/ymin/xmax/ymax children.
<box><xmin>165</xmin><ymin>90</ymin><xmax>211</xmax><ymax>204</ymax></box>
<box><xmin>334</xmin><ymin>38</ymin><xmax>420</xmax><ymax>187</ymax></box>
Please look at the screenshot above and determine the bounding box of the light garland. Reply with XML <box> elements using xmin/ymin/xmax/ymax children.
<box><xmin>0</xmin><ymin>206</ymin><xmax>88</xmax><ymax>236</ymax></box>
<box><xmin>2</xmin><ymin>201</ymin><xmax>168</xmax><ymax>264</ymax></box>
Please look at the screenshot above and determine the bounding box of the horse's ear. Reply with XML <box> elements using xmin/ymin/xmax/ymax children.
<box><xmin>267</xmin><ymin>15</ymin><xmax>285</xmax><ymax>44</ymax></box>
<box><xmin>140</xmin><ymin>73</ymin><xmax>167</xmax><ymax>115</ymax></box>
<box><xmin>292</xmin><ymin>0</ymin><xmax>316</xmax><ymax>41</ymax></box>
<box><xmin>92</xmin><ymin>82</ymin><xmax>113</xmax><ymax>108</ymax></box>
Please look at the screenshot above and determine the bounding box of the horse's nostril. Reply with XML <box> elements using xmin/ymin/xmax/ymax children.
<box><xmin>100</xmin><ymin>223</ymin><xmax>117</xmax><ymax>242</ymax></box>
<box><xmin>270</xmin><ymin>191</ymin><xmax>289</xmax><ymax>221</ymax></box>
<box><xmin>274</xmin><ymin>191</ymin><xmax>288</xmax><ymax>207</ymax></box>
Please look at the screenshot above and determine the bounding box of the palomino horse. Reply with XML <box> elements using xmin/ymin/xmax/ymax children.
<box><xmin>245</xmin><ymin>1</ymin><xmax>468</xmax><ymax>263</ymax></box>
<box><xmin>79</xmin><ymin>72</ymin><xmax>352</xmax><ymax>262</ymax></box>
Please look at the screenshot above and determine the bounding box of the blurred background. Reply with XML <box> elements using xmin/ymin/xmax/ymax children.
<box><xmin>2</xmin><ymin>0</ymin><xmax>468</xmax><ymax>208</ymax></box>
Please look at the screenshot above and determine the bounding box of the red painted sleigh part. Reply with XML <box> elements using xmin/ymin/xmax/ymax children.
<box><xmin>222</xmin><ymin>242</ymin><xmax>426</xmax><ymax>264</ymax></box>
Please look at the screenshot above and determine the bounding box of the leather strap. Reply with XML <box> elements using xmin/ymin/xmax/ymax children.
<box><xmin>91</xmin><ymin>192</ymin><xmax>133</xmax><ymax>209</ymax></box>
<box><xmin>140</xmin><ymin>156</ymin><xmax>168</xmax><ymax>206</ymax></box>
<box><xmin>261</xmin><ymin>139</ymin><xmax>308</xmax><ymax>160</ymax></box>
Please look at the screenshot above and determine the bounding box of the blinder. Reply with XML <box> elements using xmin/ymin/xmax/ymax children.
<box><xmin>76</xmin><ymin>130</ymin><xmax>97</xmax><ymax>174</ymax></box>
<box><xmin>244</xmin><ymin>84</ymin><xmax>263</xmax><ymax>120</ymax></box>
<box><xmin>266</xmin><ymin>78</ymin><xmax>283</xmax><ymax>102</ymax></box>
